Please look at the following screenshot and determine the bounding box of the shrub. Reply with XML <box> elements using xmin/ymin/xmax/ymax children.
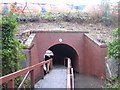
<box><xmin>107</xmin><ymin>28</ymin><xmax>120</xmax><ymax>59</ymax></box>
<box><xmin>106</xmin><ymin>27</ymin><xmax>120</xmax><ymax>89</ymax></box>
<box><xmin>1</xmin><ymin>13</ymin><xmax>28</xmax><ymax>89</ymax></box>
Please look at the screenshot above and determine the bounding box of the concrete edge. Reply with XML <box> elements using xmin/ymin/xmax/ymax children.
<box><xmin>84</xmin><ymin>34</ymin><xmax>107</xmax><ymax>48</ymax></box>
<box><xmin>25</xmin><ymin>33</ymin><xmax>36</xmax><ymax>46</ymax></box>
<box><xmin>31</xmin><ymin>30</ymin><xmax>89</xmax><ymax>33</ymax></box>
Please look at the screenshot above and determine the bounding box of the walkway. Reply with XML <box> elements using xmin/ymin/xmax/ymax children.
<box><xmin>34</xmin><ymin>65</ymin><xmax>67</xmax><ymax>88</ymax></box>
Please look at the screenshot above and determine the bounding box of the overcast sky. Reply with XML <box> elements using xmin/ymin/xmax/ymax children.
<box><xmin>0</xmin><ymin>0</ymin><xmax>119</xmax><ymax>5</ymax></box>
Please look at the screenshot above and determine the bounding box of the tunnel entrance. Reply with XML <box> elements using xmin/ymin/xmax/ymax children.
<box><xmin>48</xmin><ymin>44</ymin><xmax>78</xmax><ymax>67</ymax></box>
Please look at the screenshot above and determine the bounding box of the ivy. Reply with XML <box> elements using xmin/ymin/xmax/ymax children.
<box><xmin>1</xmin><ymin>14</ymin><xmax>28</xmax><ymax>89</ymax></box>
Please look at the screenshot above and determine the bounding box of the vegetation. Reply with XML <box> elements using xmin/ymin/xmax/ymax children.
<box><xmin>106</xmin><ymin>27</ymin><xmax>120</xmax><ymax>89</ymax></box>
<box><xmin>107</xmin><ymin>28</ymin><xmax>120</xmax><ymax>59</ymax></box>
<box><xmin>1</xmin><ymin>13</ymin><xmax>29</xmax><ymax>89</ymax></box>
<box><xmin>15</xmin><ymin>11</ymin><xmax>118</xmax><ymax>28</ymax></box>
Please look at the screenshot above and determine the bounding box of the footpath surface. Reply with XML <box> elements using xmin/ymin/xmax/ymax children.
<box><xmin>34</xmin><ymin>65</ymin><xmax>67</xmax><ymax>88</ymax></box>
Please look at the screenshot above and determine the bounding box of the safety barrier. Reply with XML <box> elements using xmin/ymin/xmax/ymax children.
<box><xmin>66</xmin><ymin>58</ymin><xmax>74</xmax><ymax>90</ymax></box>
<box><xmin>0</xmin><ymin>59</ymin><xmax>52</xmax><ymax>89</ymax></box>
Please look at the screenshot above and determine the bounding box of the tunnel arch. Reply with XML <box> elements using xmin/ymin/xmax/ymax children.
<box><xmin>47</xmin><ymin>43</ymin><xmax>79</xmax><ymax>68</ymax></box>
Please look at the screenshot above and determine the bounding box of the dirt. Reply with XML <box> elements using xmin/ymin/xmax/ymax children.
<box><xmin>16</xmin><ymin>21</ymin><xmax>116</xmax><ymax>44</ymax></box>
<box><xmin>75</xmin><ymin>72</ymin><xmax>105</xmax><ymax>88</ymax></box>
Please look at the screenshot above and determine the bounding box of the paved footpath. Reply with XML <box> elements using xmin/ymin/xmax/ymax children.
<box><xmin>34</xmin><ymin>65</ymin><xmax>67</xmax><ymax>88</ymax></box>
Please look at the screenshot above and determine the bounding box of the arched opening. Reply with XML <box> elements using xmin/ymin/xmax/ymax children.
<box><xmin>48</xmin><ymin>44</ymin><xmax>78</xmax><ymax>68</ymax></box>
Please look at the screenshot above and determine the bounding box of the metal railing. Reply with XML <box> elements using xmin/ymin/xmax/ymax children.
<box><xmin>66</xmin><ymin>58</ymin><xmax>74</xmax><ymax>90</ymax></box>
<box><xmin>0</xmin><ymin>59</ymin><xmax>52</xmax><ymax>89</ymax></box>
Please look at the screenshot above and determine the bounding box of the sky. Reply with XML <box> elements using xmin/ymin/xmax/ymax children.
<box><xmin>0</xmin><ymin>0</ymin><xmax>119</xmax><ymax>5</ymax></box>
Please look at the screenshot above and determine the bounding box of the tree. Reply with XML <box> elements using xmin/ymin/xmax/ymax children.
<box><xmin>100</xmin><ymin>0</ymin><xmax>110</xmax><ymax>16</ymax></box>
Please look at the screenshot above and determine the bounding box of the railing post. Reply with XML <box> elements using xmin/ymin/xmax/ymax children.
<box><xmin>64</xmin><ymin>58</ymin><xmax>67</xmax><ymax>67</ymax></box>
<box><xmin>18</xmin><ymin>71</ymin><xmax>30</xmax><ymax>89</ymax></box>
<box><xmin>7</xmin><ymin>79</ymin><xmax>14</xmax><ymax>90</ymax></box>
<box><xmin>40</xmin><ymin>65</ymin><xmax>43</xmax><ymax>79</ymax></box>
<box><xmin>50</xmin><ymin>60</ymin><xmax>53</xmax><ymax>70</ymax></box>
<box><xmin>67</xmin><ymin>58</ymin><xmax>74</xmax><ymax>90</ymax></box>
<box><xmin>71</xmin><ymin>68</ymin><xmax>74</xmax><ymax>89</ymax></box>
<box><xmin>67</xmin><ymin>58</ymin><xmax>71</xmax><ymax>68</ymax></box>
<box><xmin>30</xmin><ymin>70</ymin><xmax>35</xmax><ymax>88</ymax></box>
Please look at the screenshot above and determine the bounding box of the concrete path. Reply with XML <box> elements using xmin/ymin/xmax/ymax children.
<box><xmin>34</xmin><ymin>65</ymin><xmax>67</xmax><ymax>88</ymax></box>
<box><xmin>75</xmin><ymin>72</ymin><xmax>105</xmax><ymax>88</ymax></box>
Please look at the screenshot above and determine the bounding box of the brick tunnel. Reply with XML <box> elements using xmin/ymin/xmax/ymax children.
<box><xmin>48</xmin><ymin>44</ymin><xmax>79</xmax><ymax>67</ymax></box>
<box><xmin>25</xmin><ymin>30</ymin><xmax>107</xmax><ymax>81</ymax></box>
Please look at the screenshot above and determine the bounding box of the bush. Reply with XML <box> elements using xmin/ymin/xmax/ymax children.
<box><xmin>14</xmin><ymin>12</ymin><xmax>118</xmax><ymax>26</ymax></box>
<box><xmin>107</xmin><ymin>28</ymin><xmax>120</xmax><ymax>59</ymax></box>
<box><xmin>1</xmin><ymin>13</ymin><xmax>29</xmax><ymax>89</ymax></box>
<box><xmin>106</xmin><ymin>27</ymin><xmax>120</xmax><ymax>89</ymax></box>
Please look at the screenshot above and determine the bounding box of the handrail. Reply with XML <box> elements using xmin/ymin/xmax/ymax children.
<box><xmin>66</xmin><ymin>58</ymin><xmax>74</xmax><ymax>90</ymax></box>
<box><xmin>0</xmin><ymin>59</ymin><xmax>52</xmax><ymax>89</ymax></box>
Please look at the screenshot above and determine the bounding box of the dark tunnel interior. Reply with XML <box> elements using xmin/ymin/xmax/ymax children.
<box><xmin>48</xmin><ymin>44</ymin><xmax>78</xmax><ymax>67</ymax></box>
